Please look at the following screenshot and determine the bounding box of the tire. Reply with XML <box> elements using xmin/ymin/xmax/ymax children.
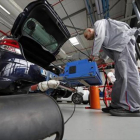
<box><xmin>0</xmin><ymin>93</ymin><xmax>64</xmax><ymax>140</ymax></box>
<box><xmin>82</xmin><ymin>101</ymin><xmax>89</xmax><ymax>104</ymax></box>
<box><xmin>72</xmin><ymin>93</ymin><xmax>83</xmax><ymax>104</ymax></box>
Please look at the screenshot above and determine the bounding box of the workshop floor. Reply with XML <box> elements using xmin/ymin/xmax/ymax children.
<box><xmin>46</xmin><ymin>101</ymin><xmax>140</xmax><ymax>140</ymax></box>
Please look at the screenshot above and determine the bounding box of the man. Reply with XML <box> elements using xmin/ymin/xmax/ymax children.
<box><xmin>84</xmin><ymin>18</ymin><xmax>140</xmax><ymax>116</ymax></box>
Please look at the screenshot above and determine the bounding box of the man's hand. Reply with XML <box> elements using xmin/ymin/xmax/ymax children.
<box><xmin>88</xmin><ymin>55</ymin><xmax>95</xmax><ymax>61</ymax></box>
<box><xmin>88</xmin><ymin>56</ymin><xmax>105</xmax><ymax>66</ymax></box>
<box><xmin>96</xmin><ymin>58</ymin><xmax>105</xmax><ymax>65</ymax></box>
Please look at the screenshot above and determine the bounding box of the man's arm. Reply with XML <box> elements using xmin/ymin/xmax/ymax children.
<box><xmin>96</xmin><ymin>58</ymin><xmax>105</xmax><ymax>65</ymax></box>
<box><xmin>91</xmin><ymin>20</ymin><xmax>106</xmax><ymax>57</ymax></box>
<box><xmin>88</xmin><ymin>55</ymin><xmax>106</xmax><ymax>65</ymax></box>
<box><xmin>89</xmin><ymin>51</ymin><xmax>108</xmax><ymax>65</ymax></box>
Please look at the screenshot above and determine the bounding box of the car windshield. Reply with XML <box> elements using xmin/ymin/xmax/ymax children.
<box><xmin>22</xmin><ymin>18</ymin><xmax>58</xmax><ymax>53</ymax></box>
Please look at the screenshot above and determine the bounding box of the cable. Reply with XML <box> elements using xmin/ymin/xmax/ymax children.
<box><xmin>72</xmin><ymin>44</ymin><xmax>90</xmax><ymax>59</ymax></box>
<box><xmin>59</xmin><ymin>0</ymin><xmax>89</xmax><ymax>58</ymax></box>
<box><xmin>64</xmin><ymin>103</ymin><xmax>76</xmax><ymax>124</ymax></box>
<box><xmin>53</xmin><ymin>44</ymin><xmax>90</xmax><ymax>66</ymax></box>
<box><xmin>64</xmin><ymin>83</ymin><xmax>80</xmax><ymax>124</ymax></box>
<box><xmin>59</xmin><ymin>0</ymin><xmax>79</xmax><ymax>35</ymax></box>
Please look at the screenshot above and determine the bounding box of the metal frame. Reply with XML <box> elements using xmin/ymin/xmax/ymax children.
<box><xmin>132</xmin><ymin>0</ymin><xmax>140</xmax><ymax>21</ymax></box>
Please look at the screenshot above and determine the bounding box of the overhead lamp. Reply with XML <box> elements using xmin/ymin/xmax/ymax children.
<box><xmin>0</xmin><ymin>5</ymin><xmax>10</xmax><ymax>15</ymax></box>
<box><xmin>69</xmin><ymin>37</ymin><xmax>79</xmax><ymax>45</ymax></box>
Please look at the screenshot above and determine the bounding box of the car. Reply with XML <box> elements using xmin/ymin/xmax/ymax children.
<box><xmin>57</xmin><ymin>86</ymin><xmax>89</xmax><ymax>104</ymax></box>
<box><xmin>0</xmin><ymin>1</ymin><xmax>70</xmax><ymax>139</ymax></box>
<box><xmin>0</xmin><ymin>0</ymin><xmax>70</xmax><ymax>95</ymax></box>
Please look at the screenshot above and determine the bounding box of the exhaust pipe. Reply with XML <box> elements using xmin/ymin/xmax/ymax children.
<box><xmin>0</xmin><ymin>93</ymin><xmax>64</xmax><ymax>140</ymax></box>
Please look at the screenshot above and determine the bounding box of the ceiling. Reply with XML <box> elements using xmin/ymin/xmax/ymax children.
<box><xmin>0</xmin><ymin>0</ymin><xmax>139</xmax><ymax>66</ymax></box>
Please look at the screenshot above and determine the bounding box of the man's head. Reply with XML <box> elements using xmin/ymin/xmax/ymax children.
<box><xmin>84</xmin><ymin>28</ymin><xmax>95</xmax><ymax>40</ymax></box>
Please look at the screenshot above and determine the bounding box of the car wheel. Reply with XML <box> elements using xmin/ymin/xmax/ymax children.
<box><xmin>72</xmin><ymin>93</ymin><xmax>83</xmax><ymax>104</ymax></box>
<box><xmin>82</xmin><ymin>101</ymin><xmax>89</xmax><ymax>104</ymax></box>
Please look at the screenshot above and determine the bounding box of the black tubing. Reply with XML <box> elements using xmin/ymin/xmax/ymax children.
<box><xmin>102</xmin><ymin>71</ymin><xmax>108</xmax><ymax>107</ymax></box>
<box><xmin>0</xmin><ymin>93</ymin><xmax>64</xmax><ymax>140</ymax></box>
<box><xmin>135</xmin><ymin>43</ymin><xmax>140</xmax><ymax>60</ymax></box>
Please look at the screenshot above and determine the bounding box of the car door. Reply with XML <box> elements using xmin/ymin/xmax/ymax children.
<box><xmin>11</xmin><ymin>0</ymin><xmax>70</xmax><ymax>70</ymax></box>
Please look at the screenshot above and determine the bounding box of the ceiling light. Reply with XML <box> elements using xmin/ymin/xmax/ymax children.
<box><xmin>0</xmin><ymin>5</ymin><xmax>10</xmax><ymax>15</ymax></box>
<box><xmin>69</xmin><ymin>37</ymin><xmax>79</xmax><ymax>45</ymax></box>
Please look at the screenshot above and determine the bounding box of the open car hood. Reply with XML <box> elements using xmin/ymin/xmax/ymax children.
<box><xmin>11</xmin><ymin>0</ymin><xmax>70</xmax><ymax>69</ymax></box>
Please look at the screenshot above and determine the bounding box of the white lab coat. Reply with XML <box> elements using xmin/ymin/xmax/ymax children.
<box><xmin>92</xmin><ymin>18</ymin><xmax>140</xmax><ymax>111</ymax></box>
<box><xmin>92</xmin><ymin>18</ymin><xmax>136</xmax><ymax>57</ymax></box>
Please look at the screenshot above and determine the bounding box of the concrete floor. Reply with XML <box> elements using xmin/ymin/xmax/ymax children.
<box><xmin>46</xmin><ymin>101</ymin><xmax>140</xmax><ymax>140</ymax></box>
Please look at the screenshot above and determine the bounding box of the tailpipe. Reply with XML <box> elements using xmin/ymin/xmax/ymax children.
<box><xmin>0</xmin><ymin>93</ymin><xmax>64</xmax><ymax>140</ymax></box>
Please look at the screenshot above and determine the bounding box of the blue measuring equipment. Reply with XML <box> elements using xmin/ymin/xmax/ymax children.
<box><xmin>60</xmin><ymin>59</ymin><xmax>102</xmax><ymax>87</ymax></box>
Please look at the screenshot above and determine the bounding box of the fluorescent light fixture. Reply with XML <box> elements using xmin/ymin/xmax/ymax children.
<box><xmin>139</xmin><ymin>43</ymin><xmax>140</xmax><ymax>47</ymax></box>
<box><xmin>0</xmin><ymin>5</ymin><xmax>10</xmax><ymax>14</ymax></box>
<box><xmin>69</xmin><ymin>37</ymin><xmax>79</xmax><ymax>45</ymax></box>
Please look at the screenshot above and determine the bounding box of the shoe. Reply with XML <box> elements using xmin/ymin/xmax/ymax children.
<box><xmin>102</xmin><ymin>106</ymin><xmax>118</xmax><ymax>113</ymax></box>
<box><xmin>110</xmin><ymin>108</ymin><xmax>140</xmax><ymax>117</ymax></box>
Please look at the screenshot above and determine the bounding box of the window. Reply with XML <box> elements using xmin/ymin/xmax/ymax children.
<box><xmin>22</xmin><ymin>18</ymin><xmax>58</xmax><ymax>53</ymax></box>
